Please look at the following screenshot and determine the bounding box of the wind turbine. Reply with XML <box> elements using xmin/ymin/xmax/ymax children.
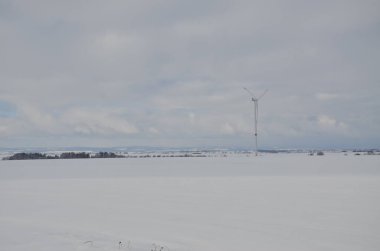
<box><xmin>243</xmin><ymin>87</ymin><xmax>268</xmax><ymax>156</ymax></box>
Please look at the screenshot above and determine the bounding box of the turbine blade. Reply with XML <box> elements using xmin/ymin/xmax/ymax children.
<box><xmin>243</xmin><ymin>87</ymin><xmax>256</xmax><ymax>99</ymax></box>
<box><xmin>257</xmin><ymin>89</ymin><xmax>268</xmax><ymax>100</ymax></box>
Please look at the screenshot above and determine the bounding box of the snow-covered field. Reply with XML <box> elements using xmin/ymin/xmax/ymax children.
<box><xmin>1</xmin><ymin>154</ymin><xmax>379</xmax><ymax>251</ymax></box>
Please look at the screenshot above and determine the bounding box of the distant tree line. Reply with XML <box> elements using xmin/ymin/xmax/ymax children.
<box><xmin>3</xmin><ymin>152</ymin><xmax>124</xmax><ymax>160</ymax></box>
<box><xmin>4</xmin><ymin>152</ymin><xmax>59</xmax><ymax>160</ymax></box>
<box><xmin>94</xmin><ymin>152</ymin><xmax>122</xmax><ymax>158</ymax></box>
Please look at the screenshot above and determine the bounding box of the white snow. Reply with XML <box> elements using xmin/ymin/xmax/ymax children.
<box><xmin>1</xmin><ymin>154</ymin><xmax>379</xmax><ymax>251</ymax></box>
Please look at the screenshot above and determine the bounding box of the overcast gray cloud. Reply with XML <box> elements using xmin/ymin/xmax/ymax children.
<box><xmin>0</xmin><ymin>0</ymin><xmax>379</xmax><ymax>149</ymax></box>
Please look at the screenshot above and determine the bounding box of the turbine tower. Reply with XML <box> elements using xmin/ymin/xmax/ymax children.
<box><xmin>243</xmin><ymin>87</ymin><xmax>268</xmax><ymax>156</ymax></box>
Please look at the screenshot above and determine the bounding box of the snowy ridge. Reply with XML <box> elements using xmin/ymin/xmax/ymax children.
<box><xmin>1</xmin><ymin>147</ymin><xmax>379</xmax><ymax>161</ymax></box>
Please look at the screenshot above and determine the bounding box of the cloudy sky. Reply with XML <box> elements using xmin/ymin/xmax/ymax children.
<box><xmin>0</xmin><ymin>0</ymin><xmax>379</xmax><ymax>149</ymax></box>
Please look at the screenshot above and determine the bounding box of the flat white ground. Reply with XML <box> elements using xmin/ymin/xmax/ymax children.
<box><xmin>0</xmin><ymin>154</ymin><xmax>379</xmax><ymax>251</ymax></box>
